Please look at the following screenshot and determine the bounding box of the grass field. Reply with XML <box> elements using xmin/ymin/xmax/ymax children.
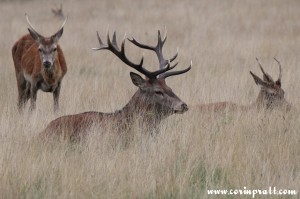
<box><xmin>0</xmin><ymin>0</ymin><xmax>299</xmax><ymax>198</ymax></box>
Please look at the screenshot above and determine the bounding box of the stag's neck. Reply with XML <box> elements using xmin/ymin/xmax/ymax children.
<box><xmin>251</xmin><ymin>91</ymin><xmax>277</xmax><ymax>109</ymax></box>
<box><xmin>113</xmin><ymin>91</ymin><xmax>166</xmax><ymax>129</ymax></box>
<box><xmin>42</xmin><ymin>62</ymin><xmax>62</xmax><ymax>85</ymax></box>
<box><xmin>251</xmin><ymin>91</ymin><xmax>269</xmax><ymax>109</ymax></box>
<box><xmin>43</xmin><ymin>67</ymin><xmax>56</xmax><ymax>77</ymax></box>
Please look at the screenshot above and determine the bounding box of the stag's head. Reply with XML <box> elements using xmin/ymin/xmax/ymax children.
<box><xmin>93</xmin><ymin>30</ymin><xmax>191</xmax><ymax>116</ymax></box>
<box><xmin>129</xmin><ymin>72</ymin><xmax>189</xmax><ymax>115</ymax></box>
<box><xmin>250</xmin><ymin>58</ymin><xmax>290</xmax><ymax>110</ymax></box>
<box><xmin>26</xmin><ymin>13</ymin><xmax>67</xmax><ymax>70</ymax></box>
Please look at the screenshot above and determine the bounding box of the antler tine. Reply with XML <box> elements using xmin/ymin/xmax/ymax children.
<box><xmin>25</xmin><ymin>13</ymin><xmax>45</xmax><ymax>39</ymax></box>
<box><xmin>120</xmin><ymin>32</ymin><xmax>127</xmax><ymax>54</ymax></box>
<box><xmin>256</xmin><ymin>57</ymin><xmax>266</xmax><ymax>75</ymax></box>
<box><xmin>52</xmin><ymin>3</ymin><xmax>65</xmax><ymax>19</ymax></box>
<box><xmin>169</xmin><ymin>48</ymin><xmax>179</xmax><ymax>63</ymax></box>
<box><xmin>25</xmin><ymin>13</ymin><xmax>42</xmax><ymax>37</ymax></box>
<box><xmin>111</xmin><ymin>31</ymin><xmax>120</xmax><ymax>51</ymax></box>
<box><xmin>157</xmin><ymin>30</ymin><xmax>167</xmax><ymax>47</ymax></box>
<box><xmin>255</xmin><ymin>57</ymin><xmax>274</xmax><ymax>83</ymax></box>
<box><xmin>161</xmin><ymin>61</ymin><xmax>192</xmax><ymax>79</ymax></box>
<box><xmin>128</xmin><ymin>30</ymin><xmax>178</xmax><ymax>71</ymax></box>
<box><xmin>163</xmin><ymin>27</ymin><xmax>167</xmax><ymax>43</ymax></box>
<box><xmin>167</xmin><ymin>60</ymin><xmax>178</xmax><ymax>71</ymax></box>
<box><xmin>59</xmin><ymin>15</ymin><xmax>68</xmax><ymax>29</ymax></box>
<box><xmin>92</xmin><ymin>31</ymin><xmax>108</xmax><ymax>50</ymax></box>
<box><xmin>274</xmin><ymin>57</ymin><xmax>282</xmax><ymax>81</ymax></box>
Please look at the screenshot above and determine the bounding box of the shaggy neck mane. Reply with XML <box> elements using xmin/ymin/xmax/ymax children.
<box><xmin>112</xmin><ymin>90</ymin><xmax>169</xmax><ymax>129</ymax></box>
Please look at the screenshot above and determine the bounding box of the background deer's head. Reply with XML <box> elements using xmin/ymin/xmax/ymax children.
<box><xmin>26</xmin><ymin>13</ymin><xmax>66</xmax><ymax>70</ymax></box>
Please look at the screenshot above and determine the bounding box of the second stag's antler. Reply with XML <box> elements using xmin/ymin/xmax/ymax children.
<box><xmin>273</xmin><ymin>57</ymin><xmax>282</xmax><ymax>85</ymax></box>
<box><xmin>92</xmin><ymin>30</ymin><xmax>191</xmax><ymax>79</ymax></box>
<box><xmin>255</xmin><ymin>57</ymin><xmax>282</xmax><ymax>84</ymax></box>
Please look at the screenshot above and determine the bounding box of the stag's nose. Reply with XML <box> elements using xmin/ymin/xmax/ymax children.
<box><xmin>43</xmin><ymin>61</ymin><xmax>52</xmax><ymax>69</ymax></box>
<box><xmin>182</xmin><ymin>103</ymin><xmax>188</xmax><ymax>112</ymax></box>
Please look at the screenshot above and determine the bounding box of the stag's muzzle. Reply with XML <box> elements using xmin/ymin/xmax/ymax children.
<box><xmin>174</xmin><ymin>102</ymin><xmax>188</xmax><ymax>114</ymax></box>
<box><xmin>43</xmin><ymin>61</ymin><xmax>52</xmax><ymax>69</ymax></box>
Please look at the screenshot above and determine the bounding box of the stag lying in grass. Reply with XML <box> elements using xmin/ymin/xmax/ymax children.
<box><xmin>12</xmin><ymin>14</ymin><xmax>67</xmax><ymax>112</ymax></box>
<box><xmin>196</xmin><ymin>58</ymin><xmax>291</xmax><ymax>112</ymax></box>
<box><xmin>41</xmin><ymin>30</ymin><xmax>191</xmax><ymax>141</ymax></box>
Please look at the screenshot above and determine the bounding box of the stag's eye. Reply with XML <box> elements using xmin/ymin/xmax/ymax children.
<box><xmin>38</xmin><ymin>48</ymin><xmax>42</xmax><ymax>52</ymax></box>
<box><xmin>53</xmin><ymin>48</ymin><xmax>57</xmax><ymax>52</ymax></box>
<box><xmin>155</xmin><ymin>91</ymin><xmax>164</xmax><ymax>96</ymax></box>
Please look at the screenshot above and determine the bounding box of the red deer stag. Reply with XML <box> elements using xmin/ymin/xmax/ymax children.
<box><xmin>196</xmin><ymin>58</ymin><xmax>291</xmax><ymax>112</ymax></box>
<box><xmin>41</xmin><ymin>30</ymin><xmax>191</xmax><ymax>141</ymax></box>
<box><xmin>12</xmin><ymin>14</ymin><xmax>67</xmax><ymax>112</ymax></box>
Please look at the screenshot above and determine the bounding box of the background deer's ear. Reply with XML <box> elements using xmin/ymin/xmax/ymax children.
<box><xmin>250</xmin><ymin>71</ymin><xmax>265</xmax><ymax>86</ymax></box>
<box><xmin>250</xmin><ymin>71</ymin><xmax>278</xmax><ymax>94</ymax></box>
<box><xmin>262</xmin><ymin>73</ymin><xmax>274</xmax><ymax>83</ymax></box>
<box><xmin>250</xmin><ymin>71</ymin><xmax>273</xmax><ymax>88</ymax></box>
<box><xmin>51</xmin><ymin>27</ymin><xmax>63</xmax><ymax>43</ymax></box>
<box><xmin>130</xmin><ymin>72</ymin><xmax>147</xmax><ymax>90</ymax></box>
<box><xmin>28</xmin><ymin>28</ymin><xmax>42</xmax><ymax>43</ymax></box>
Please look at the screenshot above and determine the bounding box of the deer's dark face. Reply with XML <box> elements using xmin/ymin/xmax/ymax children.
<box><xmin>130</xmin><ymin>72</ymin><xmax>188</xmax><ymax>115</ymax></box>
<box><xmin>37</xmin><ymin>39</ymin><xmax>58</xmax><ymax>70</ymax></box>
<box><xmin>28</xmin><ymin>27</ymin><xmax>63</xmax><ymax>70</ymax></box>
<box><xmin>259</xmin><ymin>81</ymin><xmax>288</xmax><ymax>109</ymax></box>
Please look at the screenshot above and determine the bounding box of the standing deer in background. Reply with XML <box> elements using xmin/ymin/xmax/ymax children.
<box><xmin>52</xmin><ymin>4</ymin><xmax>65</xmax><ymax>19</ymax></box>
<box><xmin>41</xmin><ymin>30</ymin><xmax>191</xmax><ymax>141</ymax></box>
<box><xmin>12</xmin><ymin>14</ymin><xmax>67</xmax><ymax>112</ymax></box>
<box><xmin>196</xmin><ymin>58</ymin><xmax>291</xmax><ymax>112</ymax></box>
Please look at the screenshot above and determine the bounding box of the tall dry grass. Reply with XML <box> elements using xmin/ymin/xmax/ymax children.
<box><xmin>0</xmin><ymin>0</ymin><xmax>299</xmax><ymax>198</ymax></box>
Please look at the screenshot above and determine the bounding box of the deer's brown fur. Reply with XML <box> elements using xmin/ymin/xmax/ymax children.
<box><xmin>41</xmin><ymin>30</ymin><xmax>191</xmax><ymax>141</ymax></box>
<box><xmin>12</xmin><ymin>14</ymin><xmax>67</xmax><ymax>112</ymax></box>
<box><xmin>196</xmin><ymin>58</ymin><xmax>291</xmax><ymax>113</ymax></box>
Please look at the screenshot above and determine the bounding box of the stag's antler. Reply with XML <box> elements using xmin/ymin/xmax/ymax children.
<box><xmin>161</xmin><ymin>60</ymin><xmax>192</xmax><ymax>78</ymax></box>
<box><xmin>128</xmin><ymin>30</ymin><xmax>191</xmax><ymax>78</ymax></box>
<box><xmin>256</xmin><ymin>57</ymin><xmax>274</xmax><ymax>83</ymax></box>
<box><xmin>128</xmin><ymin>30</ymin><xmax>178</xmax><ymax>70</ymax></box>
<box><xmin>25</xmin><ymin>13</ymin><xmax>43</xmax><ymax>38</ymax></box>
<box><xmin>273</xmin><ymin>57</ymin><xmax>282</xmax><ymax>83</ymax></box>
<box><xmin>93</xmin><ymin>31</ymin><xmax>191</xmax><ymax>79</ymax></box>
<box><xmin>25</xmin><ymin>13</ymin><xmax>67</xmax><ymax>37</ymax></box>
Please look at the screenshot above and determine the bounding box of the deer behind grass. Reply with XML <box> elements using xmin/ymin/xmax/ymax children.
<box><xmin>41</xmin><ymin>30</ymin><xmax>191</xmax><ymax>141</ymax></box>
<box><xmin>12</xmin><ymin>14</ymin><xmax>67</xmax><ymax>112</ymax></box>
<box><xmin>52</xmin><ymin>4</ymin><xmax>65</xmax><ymax>19</ymax></box>
<box><xmin>196</xmin><ymin>58</ymin><xmax>291</xmax><ymax>112</ymax></box>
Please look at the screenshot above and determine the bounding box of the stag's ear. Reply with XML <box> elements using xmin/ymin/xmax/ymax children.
<box><xmin>51</xmin><ymin>27</ymin><xmax>63</xmax><ymax>43</ymax></box>
<box><xmin>262</xmin><ymin>73</ymin><xmax>274</xmax><ymax>83</ymax></box>
<box><xmin>130</xmin><ymin>72</ymin><xmax>147</xmax><ymax>90</ymax></box>
<box><xmin>250</xmin><ymin>71</ymin><xmax>264</xmax><ymax>86</ymax></box>
<box><xmin>275</xmin><ymin>79</ymin><xmax>281</xmax><ymax>87</ymax></box>
<box><xmin>250</xmin><ymin>71</ymin><xmax>271</xmax><ymax>88</ymax></box>
<box><xmin>250</xmin><ymin>71</ymin><xmax>277</xmax><ymax>94</ymax></box>
<box><xmin>28</xmin><ymin>28</ymin><xmax>42</xmax><ymax>42</ymax></box>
